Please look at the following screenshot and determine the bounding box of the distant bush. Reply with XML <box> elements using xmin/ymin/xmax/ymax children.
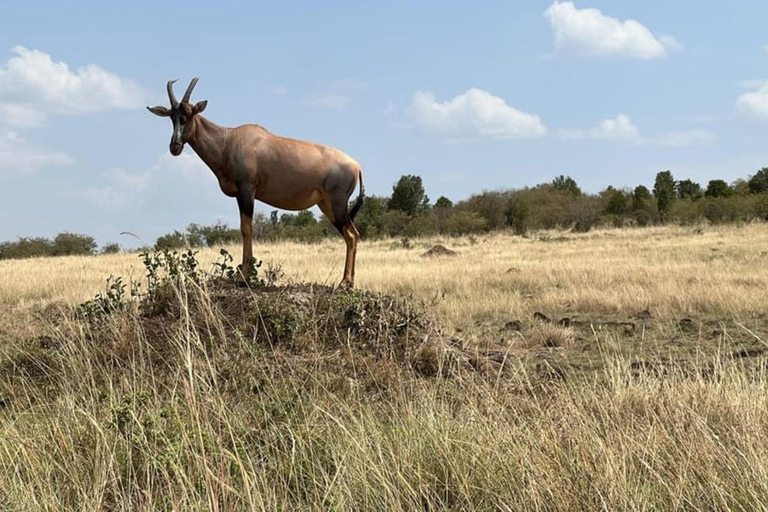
<box><xmin>354</xmin><ymin>195</ymin><xmax>389</xmax><ymax>239</ymax></box>
<box><xmin>459</xmin><ymin>191</ymin><xmax>512</xmax><ymax>230</ymax></box>
<box><xmin>52</xmin><ymin>232</ymin><xmax>97</xmax><ymax>256</ymax></box>
<box><xmin>5</xmin><ymin>171</ymin><xmax>768</xmax><ymax>258</ymax></box>
<box><xmin>101</xmin><ymin>243</ymin><xmax>120</xmax><ymax>255</ymax></box>
<box><xmin>186</xmin><ymin>222</ymin><xmax>240</xmax><ymax>247</ymax></box>
<box><xmin>154</xmin><ymin>222</ymin><xmax>240</xmax><ymax>250</ymax></box>
<box><xmin>154</xmin><ymin>231</ymin><xmax>187</xmax><ymax>250</ymax></box>
<box><xmin>0</xmin><ymin>237</ymin><xmax>55</xmax><ymax>260</ymax></box>
<box><xmin>379</xmin><ymin>210</ymin><xmax>410</xmax><ymax>238</ymax></box>
<box><xmin>443</xmin><ymin>211</ymin><xmax>488</xmax><ymax>235</ymax></box>
<box><xmin>705</xmin><ymin>180</ymin><xmax>733</xmax><ymax>198</ymax></box>
<box><xmin>404</xmin><ymin>210</ymin><xmax>439</xmax><ymax>237</ymax></box>
<box><xmin>748</xmin><ymin>168</ymin><xmax>768</xmax><ymax>194</ymax></box>
<box><xmin>0</xmin><ymin>232</ymin><xmax>96</xmax><ymax>260</ymax></box>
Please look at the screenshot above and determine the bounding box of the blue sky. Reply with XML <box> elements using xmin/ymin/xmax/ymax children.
<box><xmin>2</xmin><ymin>1</ymin><xmax>768</xmax><ymax>246</ymax></box>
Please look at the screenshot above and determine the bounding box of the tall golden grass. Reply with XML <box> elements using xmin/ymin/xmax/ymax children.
<box><xmin>1</xmin><ymin>223</ymin><xmax>768</xmax><ymax>510</ymax></box>
<box><xmin>2</xmin><ymin>223</ymin><xmax>767</xmax><ymax>327</ymax></box>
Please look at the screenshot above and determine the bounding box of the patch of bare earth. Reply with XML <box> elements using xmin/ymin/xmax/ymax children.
<box><xmin>421</xmin><ymin>245</ymin><xmax>458</xmax><ymax>258</ymax></box>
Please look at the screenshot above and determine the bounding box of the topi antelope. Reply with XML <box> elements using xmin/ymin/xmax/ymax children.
<box><xmin>148</xmin><ymin>78</ymin><xmax>364</xmax><ymax>288</ymax></box>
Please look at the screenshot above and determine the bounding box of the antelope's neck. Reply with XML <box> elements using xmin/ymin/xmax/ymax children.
<box><xmin>187</xmin><ymin>116</ymin><xmax>231</xmax><ymax>175</ymax></box>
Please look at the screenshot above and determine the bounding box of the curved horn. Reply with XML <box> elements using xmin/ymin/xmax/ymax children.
<box><xmin>182</xmin><ymin>77</ymin><xmax>199</xmax><ymax>104</ymax></box>
<box><xmin>166</xmin><ymin>79</ymin><xmax>179</xmax><ymax>107</ymax></box>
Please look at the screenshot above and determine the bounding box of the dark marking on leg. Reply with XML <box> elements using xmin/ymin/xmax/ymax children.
<box><xmin>236</xmin><ymin>185</ymin><xmax>254</xmax><ymax>218</ymax></box>
<box><xmin>332</xmin><ymin>220</ymin><xmax>346</xmax><ymax>235</ymax></box>
<box><xmin>236</xmin><ymin>183</ymin><xmax>255</xmax><ymax>283</ymax></box>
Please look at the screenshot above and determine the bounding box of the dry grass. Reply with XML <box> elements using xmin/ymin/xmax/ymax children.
<box><xmin>2</xmin><ymin>223</ymin><xmax>768</xmax><ymax>510</ymax></box>
<box><xmin>3</xmin><ymin>223</ymin><xmax>768</xmax><ymax>328</ymax></box>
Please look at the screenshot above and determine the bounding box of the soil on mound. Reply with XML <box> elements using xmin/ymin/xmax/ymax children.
<box><xmin>150</xmin><ymin>280</ymin><xmax>496</xmax><ymax>381</ymax></box>
<box><xmin>6</xmin><ymin>280</ymin><xmax>506</xmax><ymax>404</ymax></box>
<box><xmin>421</xmin><ymin>245</ymin><xmax>458</xmax><ymax>258</ymax></box>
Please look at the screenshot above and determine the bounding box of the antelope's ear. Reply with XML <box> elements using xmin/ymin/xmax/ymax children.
<box><xmin>193</xmin><ymin>100</ymin><xmax>207</xmax><ymax>115</ymax></box>
<box><xmin>147</xmin><ymin>105</ymin><xmax>171</xmax><ymax>117</ymax></box>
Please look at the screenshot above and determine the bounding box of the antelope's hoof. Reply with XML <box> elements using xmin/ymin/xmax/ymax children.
<box><xmin>337</xmin><ymin>280</ymin><xmax>354</xmax><ymax>291</ymax></box>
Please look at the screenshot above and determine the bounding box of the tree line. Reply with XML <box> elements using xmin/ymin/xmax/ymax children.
<box><xmin>2</xmin><ymin>168</ymin><xmax>768</xmax><ymax>259</ymax></box>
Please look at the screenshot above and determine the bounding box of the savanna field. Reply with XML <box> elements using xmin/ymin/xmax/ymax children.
<box><xmin>2</xmin><ymin>223</ymin><xmax>768</xmax><ymax>510</ymax></box>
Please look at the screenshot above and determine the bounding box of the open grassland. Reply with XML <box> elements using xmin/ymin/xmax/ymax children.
<box><xmin>2</xmin><ymin>224</ymin><xmax>768</xmax><ymax>510</ymax></box>
<box><xmin>3</xmin><ymin>223</ymin><xmax>768</xmax><ymax>326</ymax></box>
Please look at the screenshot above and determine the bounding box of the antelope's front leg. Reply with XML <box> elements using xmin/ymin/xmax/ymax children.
<box><xmin>240</xmin><ymin>212</ymin><xmax>254</xmax><ymax>276</ymax></box>
<box><xmin>237</xmin><ymin>186</ymin><xmax>255</xmax><ymax>283</ymax></box>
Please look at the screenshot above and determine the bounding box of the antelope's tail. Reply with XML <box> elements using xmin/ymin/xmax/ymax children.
<box><xmin>349</xmin><ymin>168</ymin><xmax>365</xmax><ymax>221</ymax></box>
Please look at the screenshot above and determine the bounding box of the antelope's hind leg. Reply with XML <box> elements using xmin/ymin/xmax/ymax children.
<box><xmin>339</xmin><ymin>222</ymin><xmax>360</xmax><ymax>289</ymax></box>
<box><xmin>318</xmin><ymin>196</ymin><xmax>360</xmax><ymax>289</ymax></box>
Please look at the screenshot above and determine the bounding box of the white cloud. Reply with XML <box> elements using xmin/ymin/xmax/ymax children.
<box><xmin>0</xmin><ymin>47</ymin><xmax>144</xmax><ymax>174</ymax></box>
<box><xmin>0</xmin><ymin>46</ymin><xmax>145</xmax><ymax>128</ymax></box>
<box><xmin>271</xmin><ymin>85</ymin><xmax>288</xmax><ymax>97</ymax></box>
<box><xmin>0</xmin><ymin>104</ymin><xmax>46</xmax><ymax>129</ymax></box>
<box><xmin>656</xmin><ymin>130</ymin><xmax>715</xmax><ymax>148</ymax></box>
<box><xmin>559</xmin><ymin>115</ymin><xmax>714</xmax><ymax>147</ymax></box>
<box><xmin>736</xmin><ymin>80</ymin><xmax>768</xmax><ymax>120</ymax></box>
<box><xmin>544</xmin><ymin>2</ymin><xmax>679</xmax><ymax>60</ymax></box>
<box><xmin>408</xmin><ymin>88</ymin><xmax>547</xmax><ymax>140</ymax></box>
<box><xmin>82</xmin><ymin>153</ymin><xmax>211</xmax><ymax>209</ymax></box>
<box><xmin>559</xmin><ymin>114</ymin><xmax>640</xmax><ymax>141</ymax></box>
<box><xmin>0</xmin><ymin>131</ymin><xmax>72</xmax><ymax>173</ymax></box>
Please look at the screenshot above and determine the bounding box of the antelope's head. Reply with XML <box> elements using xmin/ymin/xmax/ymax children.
<box><xmin>147</xmin><ymin>77</ymin><xmax>207</xmax><ymax>156</ymax></box>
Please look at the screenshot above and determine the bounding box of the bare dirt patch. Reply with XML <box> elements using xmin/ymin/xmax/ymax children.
<box><xmin>421</xmin><ymin>245</ymin><xmax>458</xmax><ymax>258</ymax></box>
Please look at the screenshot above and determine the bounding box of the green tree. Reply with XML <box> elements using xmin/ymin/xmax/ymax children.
<box><xmin>443</xmin><ymin>211</ymin><xmax>488</xmax><ymax>235</ymax></box>
<box><xmin>748</xmin><ymin>168</ymin><xmax>768</xmax><ymax>194</ymax></box>
<box><xmin>605</xmin><ymin>188</ymin><xmax>629</xmax><ymax>215</ymax></box>
<box><xmin>705</xmin><ymin>179</ymin><xmax>733</xmax><ymax>198</ymax></box>
<box><xmin>460</xmin><ymin>191</ymin><xmax>511</xmax><ymax>230</ymax></box>
<box><xmin>653</xmin><ymin>170</ymin><xmax>676</xmax><ymax>220</ymax></box>
<box><xmin>676</xmin><ymin>179</ymin><xmax>703</xmax><ymax>200</ymax></box>
<box><xmin>354</xmin><ymin>195</ymin><xmax>389</xmax><ymax>239</ymax></box>
<box><xmin>186</xmin><ymin>221</ymin><xmax>240</xmax><ymax>247</ymax></box>
<box><xmin>53</xmin><ymin>232</ymin><xmax>97</xmax><ymax>256</ymax></box>
<box><xmin>155</xmin><ymin>231</ymin><xmax>187</xmax><ymax>250</ymax></box>
<box><xmin>632</xmin><ymin>186</ymin><xmax>651</xmax><ymax>210</ymax></box>
<box><xmin>632</xmin><ymin>185</ymin><xmax>655</xmax><ymax>226</ymax></box>
<box><xmin>389</xmin><ymin>175</ymin><xmax>429</xmax><ymax>216</ymax></box>
<box><xmin>732</xmin><ymin>179</ymin><xmax>750</xmax><ymax>195</ymax></box>
<box><xmin>505</xmin><ymin>196</ymin><xmax>530</xmax><ymax>235</ymax></box>
<box><xmin>433</xmin><ymin>196</ymin><xmax>454</xmax><ymax>234</ymax></box>
<box><xmin>551</xmin><ymin>175</ymin><xmax>582</xmax><ymax>196</ymax></box>
<box><xmin>101</xmin><ymin>243</ymin><xmax>120</xmax><ymax>254</ymax></box>
<box><xmin>0</xmin><ymin>237</ymin><xmax>55</xmax><ymax>259</ymax></box>
<box><xmin>281</xmin><ymin>210</ymin><xmax>316</xmax><ymax>228</ymax></box>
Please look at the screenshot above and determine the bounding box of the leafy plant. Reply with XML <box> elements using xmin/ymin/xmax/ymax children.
<box><xmin>78</xmin><ymin>247</ymin><xmax>280</xmax><ymax>321</ymax></box>
<box><xmin>76</xmin><ymin>275</ymin><xmax>131</xmax><ymax>320</ymax></box>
